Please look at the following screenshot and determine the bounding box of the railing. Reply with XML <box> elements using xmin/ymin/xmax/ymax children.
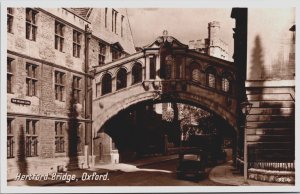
<box><xmin>248</xmin><ymin>161</ymin><xmax>295</xmax><ymax>171</ymax></box>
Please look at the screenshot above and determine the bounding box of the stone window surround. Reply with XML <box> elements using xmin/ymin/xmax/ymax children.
<box><xmin>54</xmin><ymin>69</ymin><xmax>66</xmax><ymax>102</ymax></box>
<box><xmin>131</xmin><ymin>62</ymin><xmax>143</xmax><ymax>85</ymax></box>
<box><xmin>105</xmin><ymin>8</ymin><xmax>108</xmax><ymax>28</ymax></box>
<box><xmin>7</xmin><ymin>8</ymin><xmax>14</xmax><ymax>33</ymax></box>
<box><xmin>99</xmin><ymin>42</ymin><xmax>106</xmax><ymax>65</ymax></box>
<box><xmin>222</xmin><ymin>77</ymin><xmax>231</xmax><ymax>93</ymax></box>
<box><xmin>25</xmin><ymin>8</ymin><xmax>38</xmax><ymax>41</ymax></box>
<box><xmin>25</xmin><ymin>62</ymin><xmax>38</xmax><ymax>97</ymax></box>
<box><xmin>101</xmin><ymin>73</ymin><xmax>112</xmax><ymax>95</ymax></box>
<box><xmin>54</xmin><ymin>20</ymin><xmax>65</xmax><ymax>52</ymax></box>
<box><xmin>116</xmin><ymin>67</ymin><xmax>127</xmax><ymax>90</ymax></box>
<box><xmin>25</xmin><ymin>119</ymin><xmax>39</xmax><ymax>157</ymax></box>
<box><xmin>7</xmin><ymin>57</ymin><xmax>14</xmax><ymax>94</ymax></box>
<box><xmin>7</xmin><ymin>118</ymin><xmax>15</xmax><ymax>159</ymax></box>
<box><xmin>73</xmin><ymin>30</ymin><xmax>81</xmax><ymax>58</ymax></box>
<box><xmin>55</xmin><ymin>121</ymin><xmax>66</xmax><ymax>153</ymax></box>
<box><xmin>72</xmin><ymin>75</ymin><xmax>82</xmax><ymax>104</ymax></box>
<box><xmin>149</xmin><ymin>55</ymin><xmax>156</xmax><ymax>80</ymax></box>
<box><xmin>111</xmin><ymin>9</ymin><xmax>118</xmax><ymax>34</ymax></box>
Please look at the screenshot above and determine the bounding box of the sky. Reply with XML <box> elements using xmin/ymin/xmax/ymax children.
<box><xmin>127</xmin><ymin>8</ymin><xmax>235</xmax><ymax>58</ymax></box>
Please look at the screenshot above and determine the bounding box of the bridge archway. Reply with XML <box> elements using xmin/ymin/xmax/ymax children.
<box><xmin>92</xmin><ymin>35</ymin><xmax>238</xmax><ymax>164</ymax></box>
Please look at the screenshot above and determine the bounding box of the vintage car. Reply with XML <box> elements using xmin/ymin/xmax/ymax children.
<box><xmin>176</xmin><ymin>150</ymin><xmax>206</xmax><ymax>180</ymax></box>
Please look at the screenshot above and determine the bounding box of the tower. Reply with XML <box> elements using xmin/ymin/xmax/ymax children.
<box><xmin>207</xmin><ymin>21</ymin><xmax>221</xmax><ymax>57</ymax></box>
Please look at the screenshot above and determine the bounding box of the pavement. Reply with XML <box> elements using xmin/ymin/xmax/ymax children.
<box><xmin>7</xmin><ymin>154</ymin><xmax>178</xmax><ymax>186</ymax></box>
<box><xmin>7</xmin><ymin>156</ymin><xmax>294</xmax><ymax>186</ymax></box>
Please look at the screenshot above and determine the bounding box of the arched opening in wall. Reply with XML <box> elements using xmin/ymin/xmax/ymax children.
<box><xmin>221</xmin><ymin>71</ymin><xmax>233</xmax><ymax>94</ymax></box>
<box><xmin>191</xmin><ymin>68</ymin><xmax>201</xmax><ymax>83</ymax></box>
<box><xmin>222</xmin><ymin>77</ymin><xmax>230</xmax><ymax>93</ymax></box>
<box><xmin>131</xmin><ymin>63</ymin><xmax>142</xmax><ymax>85</ymax></box>
<box><xmin>116</xmin><ymin>67</ymin><xmax>127</xmax><ymax>90</ymax></box>
<box><xmin>206</xmin><ymin>67</ymin><xmax>216</xmax><ymax>88</ymax></box>
<box><xmin>101</xmin><ymin>73</ymin><xmax>112</xmax><ymax>95</ymax></box>
<box><xmin>97</xmin><ymin>99</ymin><xmax>237</xmax><ymax>166</ymax></box>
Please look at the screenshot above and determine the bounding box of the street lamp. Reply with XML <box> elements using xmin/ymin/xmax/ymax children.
<box><xmin>240</xmin><ymin>99</ymin><xmax>253</xmax><ymax>184</ymax></box>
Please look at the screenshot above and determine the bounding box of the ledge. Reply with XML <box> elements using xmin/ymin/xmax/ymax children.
<box><xmin>246</xmin><ymin>80</ymin><xmax>295</xmax><ymax>88</ymax></box>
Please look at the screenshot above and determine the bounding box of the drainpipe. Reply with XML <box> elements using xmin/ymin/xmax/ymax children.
<box><xmin>84</xmin><ymin>24</ymin><xmax>92</xmax><ymax>168</ymax></box>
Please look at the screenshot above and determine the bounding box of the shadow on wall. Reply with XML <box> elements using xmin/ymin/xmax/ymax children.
<box><xmin>16</xmin><ymin>125</ymin><xmax>33</xmax><ymax>185</ymax></box>
<box><xmin>248</xmin><ymin>100</ymin><xmax>295</xmax><ymax>171</ymax></box>
<box><xmin>250</xmin><ymin>35</ymin><xmax>266</xmax><ymax>80</ymax></box>
<box><xmin>67</xmin><ymin>85</ymin><xmax>79</xmax><ymax>170</ymax></box>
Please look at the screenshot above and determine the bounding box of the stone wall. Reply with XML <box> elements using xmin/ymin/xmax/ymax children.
<box><xmin>7</xmin><ymin>8</ymin><xmax>89</xmax><ymax>178</ymax></box>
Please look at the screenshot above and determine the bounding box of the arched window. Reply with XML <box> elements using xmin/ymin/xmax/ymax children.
<box><xmin>192</xmin><ymin>68</ymin><xmax>201</xmax><ymax>82</ymax></box>
<box><xmin>222</xmin><ymin>77</ymin><xmax>230</xmax><ymax>92</ymax></box>
<box><xmin>132</xmin><ymin>63</ymin><xmax>142</xmax><ymax>85</ymax></box>
<box><xmin>206</xmin><ymin>67</ymin><xmax>216</xmax><ymax>88</ymax></box>
<box><xmin>116</xmin><ymin>68</ymin><xmax>127</xmax><ymax>90</ymax></box>
<box><xmin>221</xmin><ymin>72</ymin><xmax>233</xmax><ymax>93</ymax></box>
<box><xmin>101</xmin><ymin>73</ymin><xmax>112</xmax><ymax>95</ymax></box>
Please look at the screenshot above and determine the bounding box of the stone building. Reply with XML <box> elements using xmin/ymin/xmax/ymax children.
<box><xmin>7</xmin><ymin>8</ymin><xmax>135</xmax><ymax>179</ymax></box>
<box><xmin>231</xmin><ymin>8</ymin><xmax>295</xmax><ymax>183</ymax></box>
<box><xmin>163</xmin><ymin>21</ymin><xmax>230</xmax><ymax>124</ymax></box>
<box><xmin>188</xmin><ymin>21</ymin><xmax>229</xmax><ymax>61</ymax></box>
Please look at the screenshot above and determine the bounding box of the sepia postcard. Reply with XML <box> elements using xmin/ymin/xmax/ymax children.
<box><xmin>0</xmin><ymin>0</ymin><xmax>298</xmax><ymax>193</ymax></box>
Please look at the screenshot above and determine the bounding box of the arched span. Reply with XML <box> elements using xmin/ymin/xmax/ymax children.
<box><xmin>93</xmin><ymin>84</ymin><xmax>237</xmax><ymax>135</ymax></box>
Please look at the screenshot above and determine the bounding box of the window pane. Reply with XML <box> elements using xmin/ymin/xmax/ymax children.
<box><xmin>32</xmin><ymin>26</ymin><xmax>36</xmax><ymax>41</ymax></box>
<box><xmin>26</xmin><ymin>9</ymin><xmax>31</xmax><ymax>22</ymax></box>
<box><xmin>192</xmin><ymin>69</ymin><xmax>201</xmax><ymax>82</ymax></box>
<box><xmin>26</xmin><ymin>79</ymin><xmax>30</xmax><ymax>96</ymax></box>
<box><xmin>60</xmin><ymin>38</ymin><xmax>64</xmax><ymax>51</ymax></box>
<box><xmin>7</xmin><ymin>75</ymin><xmax>12</xmax><ymax>93</ymax></box>
<box><xmin>32</xmin><ymin>12</ymin><xmax>36</xmax><ymax>24</ymax></box>
<box><xmin>208</xmin><ymin>73</ymin><xmax>215</xmax><ymax>88</ymax></box>
<box><xmin>26</xmin><ymin>23</ymin><xmax>31</xmax><ymax>39</ymax></box>
<box><xmin>55</xmin><ymin>36</ymin><xmax>58</xmax><ymax>49</ymax></box>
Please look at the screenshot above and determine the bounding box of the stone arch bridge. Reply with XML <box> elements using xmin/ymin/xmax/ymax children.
<box><xmin>92</xmin><ymin>35</ymin><xmax>237</xmax><ymax>164</ymax></box>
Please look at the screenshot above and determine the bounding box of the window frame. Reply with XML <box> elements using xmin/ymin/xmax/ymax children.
<box><xmin>101</xmin><ymin>73</ymin><xmax>112</xmax><ymax>95</ymax></box>
<box><xmin>206</xmin><ymin>67</ymin><xmax>216</xmax><ymax>88</ymax></box>
<box><xmin>55</xmin><ymin>21</ymin><xmax>65</xmax><ymax>52</ymax></box>
<box><xmin>25</xmin><ymin>119</ymin><xmax>39</xmax><ymax>157</ymax></box>
<box><xmin>73</xmin><ymin>75</ymin><xmax>82</xmax><ymax>104</ymax></box>
<box><xmin>112</xmin><ymin>48</ymin><xmax>122</xmax><ymax>61</ymax></box>
<box><xmin>7</xmin><ymin>118</ymin><xmax>14</xmax><ymax>158</ymax></box>
<box><xmin>26</xmin><ymin>63</ymin><xmax>38</xmax><ymax>97</ymax></box>
<box><xmin>7</xmin><ymin>58</ymin><xmax>14</xmax><ymax>94</ymax></box>
<box><xmin>55</xmin><ymin>121</ymin><xmax>65</xmax><ymax>153</ymax></box>
<box><xmin>25</xmin><ymin>8</ymin><xmax>38</xmax><ymax>41</ymax></box>
<box><xmin>149</xmin><ymin>55</ymin><xmax>156</xmax><ymax>79</ymax></box>
<box><xmin>99</xmin><ymin>42</ymin><xmax>106</xmax><ymax>65</ymax></box>
<box><xmin>73</xmin><ymin>30</ymin><xmax>81</xmax><ymax>58</ymax></box>
<box><xmin>54</xmin><ymin>70</ymin><xmax>65</xmax><ymax>101</ymax></box>
<box><xmin>7</xmin><ymin>8</ymin><xmax>14</xmax><ymax>33</ymax></box>
<box><xmin>105</xmin><ymin>8</ymin><xmax>108</xmax><ymax>28</ymax></box>
<box><xmin>191</xmin><ymin>68</ymin><xmax>201</xmax><ymax>83</ymax></box>
<box><xmin>131</xmin><ymin>63</ymin><xmax>143</xmax><ymax>85</ymax></box>
<box><xmin>116</xmin><ymin>67</ymin><xmax>127</xmax><ymax>90</ymax></box>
